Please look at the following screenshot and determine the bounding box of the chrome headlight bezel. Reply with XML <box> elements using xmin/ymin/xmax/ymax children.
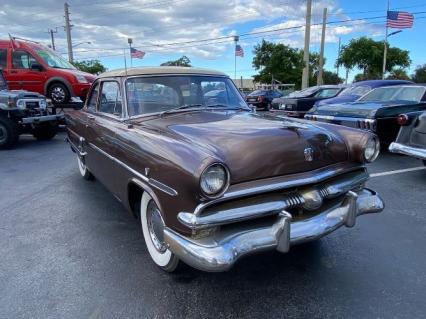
<box><xmin>363</xmin><ymin>136</ymin><xmax>380</xmax><ymax>163</ymax></box>
<box><xmin>200</xmin><ymin>163</ymin><xmax>230</xmax><ymax>199</ymax></box>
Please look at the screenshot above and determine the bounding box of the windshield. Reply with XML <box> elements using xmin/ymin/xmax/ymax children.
<box><xmin>359</xmin><ymin>86</ymin><xmax>425</xmax><ymax>103</ymax></box>
<box><xmin>340</xmin><ymin>85</ymin><xmax>371</xmax><ymax>97</ymax></box>
<box><xmin>126</xmin><ymin>75</ymin><xmax>249</xmax><ymax>117</ymax></box>
<box><xmin>35</xmin><ymin>48</ymin><xmax>76</xmax><ymax>69</ymax></box>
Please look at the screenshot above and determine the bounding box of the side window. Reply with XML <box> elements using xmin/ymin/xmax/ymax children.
<box><xmin>12</xmin><ymin>51</ymin><xmax>38</xmax><ymax>69</ymax></box>
<box><xmin>99</xmin><ymin>81</ymin><xmax>122</xmax><ymax>116</ymax></box>
<box><xmin>0</xmin><ymin>49</ymin><xmax>7</xmax><ymax>69</ymax></box>
<box><xmin>87</xmin><ymin>82</ymin><xmax>100</xmax><ymax>112</ymax></box>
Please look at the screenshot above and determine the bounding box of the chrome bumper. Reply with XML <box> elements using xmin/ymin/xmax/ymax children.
<box><xmin>164</xmin><ymin>188</ymin><xmax>384</xmax><ymax>272</ymax></box>
<box><xmin>389</xmin><ymin>142</ymin><xmax>426</xmax><ymax>160</ymax></box>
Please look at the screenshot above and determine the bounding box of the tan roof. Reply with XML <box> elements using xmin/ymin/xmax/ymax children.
<box><xmin>98</xmin><ymin>66</ymin><xmax>227</xmax><ymax>78</ymax></box>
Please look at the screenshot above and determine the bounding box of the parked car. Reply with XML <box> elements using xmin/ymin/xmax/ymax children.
<box><xmin>315</xmin><ymin>80</ymin><xmax>413</xmax><ymax>107</ymax></box>
<box><xmin>0</xmin><ymin>38</ymin><xmax>95</xmax><ymax>104</ymax></box>
<box><xmin>0</xmin><ymin>70</ymin><xmax>62</xmax><ymax>149</ymax></box>
<box><xmin>245</xmin><ymin>89</ymin><xmax>283</xmax><ymax>110</ymax></box>
<box><xmin>389</xmin><ymin>111</ymin><xmax>426</xmax><ymax>165</ymax></box>
<box><xmin>305</xmin><ymin>85</ymin><xmax>426</xmax><ymax>145</ymax></box>
<box><xmin>271</xmin><ymin>85</ymin><xmax>345</xmax><ymax>117</ymax></box>
<box><xmin>65</xmin><ymin>66</ymin><xmax>384</xmax><ymax>272</ymax></box>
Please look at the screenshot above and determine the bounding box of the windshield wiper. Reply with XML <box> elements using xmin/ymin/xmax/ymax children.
<box><xmin>206</xmin><ymin>104</ymin><xmax>249</xmax><ymax>111</ymax></box>
<box><xmin>159</xmin><ymin>104</ymin><xmax>205</xmax><ymax>117</ymax></box>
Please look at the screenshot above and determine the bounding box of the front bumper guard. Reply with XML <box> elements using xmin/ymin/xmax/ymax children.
<box><xmin>389</xmin><ymin>142</ymin><xmax>426</xmax><ymax>160</ymax></box>
<box><xmin>163</xmin><ymin>188</ymin><xmax>384</xmax><ymax>272</ymax></box>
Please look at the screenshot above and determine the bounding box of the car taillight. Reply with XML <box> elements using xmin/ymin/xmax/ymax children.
<box><xmin>397</xmin><ymin>114</ymin><xmax>409</xmax><ymax>126</ymax></box>
<box><xmin>257</xmin><ymin>96</ymin><xmax>264</xmax><ymax>102</ymax></box>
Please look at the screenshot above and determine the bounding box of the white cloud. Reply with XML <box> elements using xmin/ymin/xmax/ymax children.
<box><xmin>0</xmin><ymin>0</ymin><xmax>381</xmax><ymax>62</ymax></box>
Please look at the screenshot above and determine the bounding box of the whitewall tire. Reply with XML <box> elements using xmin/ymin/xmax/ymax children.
<box><xmin>77</xmin><ymin>155</ymin><xmax>94</xmax><ymax>180</ymax></box>
<box><xmin>140</xmin><ymin>192</ymin><xmax>179</xmax><ymax>272</ymax></box>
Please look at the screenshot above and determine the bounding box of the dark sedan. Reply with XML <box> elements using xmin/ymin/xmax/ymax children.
<box><xmin>272</xmin><ymin>85</ymin><xmax>344</xmax><ymax>118</ymax></box>
<box><xmin>315</xmin><ymin>80</ymin><xmax>413</xmax><ymax>107</ymax></box>
<box><xmin>305</xmin><ymin>85</ymin><xmax>426</xmax><ymax>145</ymax></box>
<box><xmin>389</xmin><ymin>111</ymin><xmax>426</xmax><ymax>165</ymax></box>
<box><xmin>245</xmin><ymin>89</ymin><xmax>283</xmax><ymax>110</ymax></box>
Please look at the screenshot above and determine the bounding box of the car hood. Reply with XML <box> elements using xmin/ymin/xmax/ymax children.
<box><xmin>311</xmin><ymin>101</ymin><xmax>412</xmax><ymax>118</ymax></box>
<box><xmin>53</xmin><ymin>68</ymin><xmax>96</xmax><ymax>82</ymax></box>
<box><xmin>137</xmin><ymin>111</ymin><xmax>349</xmax><ymax>183</ymax></box>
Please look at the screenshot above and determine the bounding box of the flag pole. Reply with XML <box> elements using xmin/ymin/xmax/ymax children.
<box><xmin>123</xmin><ymin>49</ymin><xmax>128</xmax><ymax>75</ymax></box>
<box><xmin>382</xmin><ymin>0</ymin><xmax>390</xmax><ymax>79</ymax></box>
<box><xmin>233</xmin><ymin>36</ymin><xmax>239</xmax><ymax>82</ymax></box>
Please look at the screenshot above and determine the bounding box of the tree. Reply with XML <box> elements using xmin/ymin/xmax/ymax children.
<box><xmin>73</xmin><ymin>60</ymin><xmax>106</xmax><ymax>74</ymax></box>
<box><xmin>336</xmin><ymin>37</ymin><xmax>410</xmax><ymax>80</ymax></box>
<box><xmin>412</xmin><ymin>64</ymin><xmax>426</xmax><ymax>83</ymax></box>
<box><xmin>386</xmin><ymin>68</ymin><xmax>410</xmax><ymax>80</ymax></box>
<box><xmin>252</xmin><ymin>40</ymin><xmax>320</xmax><ymax>88</ymax></box>
<box><xmin>320</xmin><ymin>71</ymin><xmax>344</xmax><ymax>84</ymax></box>
<box><xmin>161</xmin><ymin>55</ymin><xmax>191</xmax><ymax>67</ymax></box>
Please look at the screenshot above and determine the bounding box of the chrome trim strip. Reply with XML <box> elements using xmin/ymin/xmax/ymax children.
<box><xmin>389</xmin><ymin>142</ymin><xmax>426</xmax><ymax>160</ymax></box>
<box><xmin>193</xmin><ymin>164</ymin><xmax>365</xmax><ymax>216</ymax></box>
<box><xmin>88</xmin><ymin>142</ymin><xmax>178</xmax><ymax>196</ymax></box>
<box><xmin>164</xmin><ymin>189</ymin><xmax>384</xmax><ymax>272</ymax></box>
<box><xmin>179</xmin><ymin>170</ymin><xmax>369</xmax><ymax>230</ymax></box>
<box><xmin>68</xmin><ymin>139</ymin><xmax>87</xmax><ymax>157</ymax></box>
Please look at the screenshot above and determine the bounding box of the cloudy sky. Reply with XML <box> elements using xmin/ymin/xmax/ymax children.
<box><xmin>1</xmin><ymin>0</ymin><xmax>425</xmax><ymax>81</ymax></box>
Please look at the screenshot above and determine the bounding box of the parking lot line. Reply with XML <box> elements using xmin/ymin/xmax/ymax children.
<box><xmin>370</xmin><ymin>166</ymin><xmax>426</xmax><ymax>178</ymax></box>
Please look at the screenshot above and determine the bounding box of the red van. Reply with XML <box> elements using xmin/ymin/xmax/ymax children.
<box><xmin>0</xmin><ymin>39</ymin><xmax>95</xmax><ymax>104</ymax></box>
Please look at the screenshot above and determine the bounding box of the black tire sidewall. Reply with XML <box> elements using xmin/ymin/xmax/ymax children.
<box><xmin>48</xmin><ymin>83</ymin><xmax>70</xmax><ymax>104</ymax></box>
<box><xmin>0</xmin><ymin>116</ymin><xmax>19</xmax><ymax>149</ymax></box>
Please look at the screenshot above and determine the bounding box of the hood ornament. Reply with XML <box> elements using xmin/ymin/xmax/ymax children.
<box><xmin>304</xmin><ymin>147</ymin><xmax>314</xmax><ymax>162</ymax></box>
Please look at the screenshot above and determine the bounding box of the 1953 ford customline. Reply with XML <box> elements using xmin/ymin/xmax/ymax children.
<box><xmin>65</xmin><ymin>67</ymin><xmax>384</xmax><ymax>272</ymax></box>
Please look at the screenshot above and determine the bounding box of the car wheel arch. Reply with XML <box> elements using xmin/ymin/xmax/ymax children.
<box><xmin>127</xmin><ymin>179</ymin><xmax>164</xmax><ymax>220</ymax></box>
<box><xmin>44</xmin><ymin>77</ymin><xmax>73</xmax><ymax>97</ymax></box>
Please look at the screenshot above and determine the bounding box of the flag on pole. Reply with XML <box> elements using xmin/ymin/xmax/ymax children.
<box><xmin>386</xmin><ymin>11</ymin><xmax>414</xmax><ymax>29</ymax></box>
<box><xmin>235</xmin><ymin>44</ymin><xmax>244</xmax><ymax>57</ymax></box>
<box><xmin>130</xmin><ymin>47</ymin><xmax>146</xmax><ymax>59</ymax></box>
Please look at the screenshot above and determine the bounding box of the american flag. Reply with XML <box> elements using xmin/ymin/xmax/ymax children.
<box><xmin>386</xmin><ymin>11</ymin><xmax>414</xmax><ymax>29</ymax></box>
<box><xmin>130</xmin><ymin>47</ymin><xmax>146</xmax><ymax>59</ymax></box>
<box><xmin>235</xmin><ymin>44</ymin><xmax>244</xmax><ymax>57</ymax></box>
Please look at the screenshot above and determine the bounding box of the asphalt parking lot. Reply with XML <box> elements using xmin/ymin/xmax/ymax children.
<box><xmin>1</xmin><ymin>132</ymin><xmax>425</xmax><ymax>319</ymax></box>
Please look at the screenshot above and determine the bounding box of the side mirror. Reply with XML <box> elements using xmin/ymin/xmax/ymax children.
<box><xmin>30</xmin><ymin>63</ymin><xmax>43</xmax><ymax>71</ymax></box>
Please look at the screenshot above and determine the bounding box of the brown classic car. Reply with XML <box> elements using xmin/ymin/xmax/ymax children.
<box><xmin>65</xmin><ymin>67</ymin><xmax>384</xmax><ymax>272</ymax></box>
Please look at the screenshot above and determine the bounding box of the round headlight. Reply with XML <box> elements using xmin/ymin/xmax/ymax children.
<box><xmin>200</xmin><ymin>163</ymin><xmax>229</xmax><ymax>197</ymax></box>
<box><xmin>364</xmin><ymin>136</ymin><xmax>380</xmax><ymax>162</ymax></box>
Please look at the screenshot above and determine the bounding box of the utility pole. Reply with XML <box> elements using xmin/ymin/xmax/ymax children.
<box><xmin>64</xmin><ymin>2</ymin><xmax>74</xmax><ymax>63</ymax></box>
<box><xmin>301</xmin><ymin>0</ymin><xmax>312</xmax><ymax>89</ymax></box>
<box><xmin>47</xmin><ymin>28</ymin><xmax>58</xmax><ymax>50</ymax></box>
<box><xmin>382</xmin><ymin>0</ymin><xmax>390</xmax><ymax>79</ymax></box>
<box><xmin>317</xmin><ymin>7</ymin><xmax>327</xmax><ymax>85</ymax></box>
<box><xmin>336</xmin><ymin>37</ymin><xmax>341</xmax><ymax>77</ymax></box>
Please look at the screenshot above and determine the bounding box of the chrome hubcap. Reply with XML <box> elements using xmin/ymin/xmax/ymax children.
<box><xmin>147</xmin><ymin>200</ymin><xmax>167</xmax><ymax>253</ymax></box>
<box><xmin>51</xmin><ymin>87</ymin><xmax>66</xmax><ymax>102</ymax></box>
<box><xmin>0</xmin><ymin>124</ymin><xmax>7</xmax><ymax>144</ymax></box>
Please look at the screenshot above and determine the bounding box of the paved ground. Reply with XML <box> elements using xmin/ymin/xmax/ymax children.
<box><xmin>1</xmin><ymin>132</ymin><xmax>425</xmax><ymax>319</ymax></box>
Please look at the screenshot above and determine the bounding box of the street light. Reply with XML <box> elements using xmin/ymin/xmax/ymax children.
<box><xmin>382</xmin><ymin>30</ymin><xmax>403</xmax><ymax>79</ymax></box>
<box><xmin>388</xmin><ymin>30</ymin><xmax>402</xmax><ymax>37</ymax></box>
<box><xmin>72</xmin><ymin>41</ymin><xmax>91</xmax><ymax>48</ymax></box>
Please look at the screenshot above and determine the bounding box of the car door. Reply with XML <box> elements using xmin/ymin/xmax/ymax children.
<box><xmin>84</xmin><ymin>79</ymin><xmax>124</xmax><ymax>196</ymax></box>
<box><xmin>4</xmin><ymin>49</ymin><xmax>46</xmax><ymax>93</ymax></box>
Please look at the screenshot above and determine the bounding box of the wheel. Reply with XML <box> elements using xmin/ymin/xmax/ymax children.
<box><xmin>140</xmin><ymin>192</ymin><xmax>179</xmax><ymax>272</ymax></box>
<box><xmin>48</xmin><ymin>82</ymin><xmax>70</xmax><ymax>104</ymax></box>
<box><xmin>32</xmin><ymin>123</ymin><xmax>58</xmax><ymax>140</ymax></box>
<box><xmin>0</xmin><ymin>116</ymin><xmax>19</xmax><ymax>149</ymax></box>
<box><xmin>77</xmin><ymin>155</ymin><xmax>94</xmax><ymax>180</ymax></box>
